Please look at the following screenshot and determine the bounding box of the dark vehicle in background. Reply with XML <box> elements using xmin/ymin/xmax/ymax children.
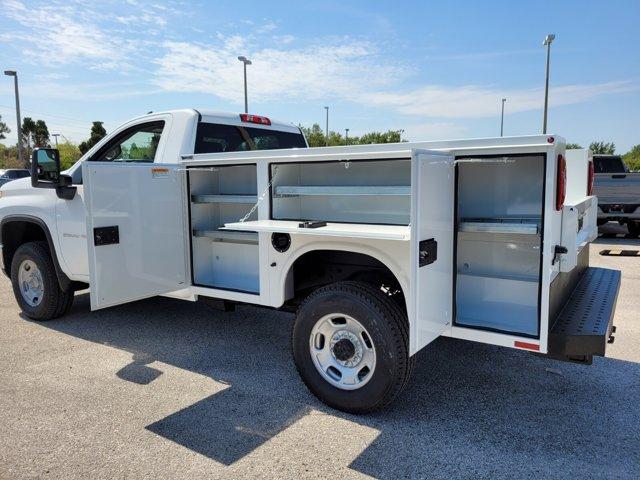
<box><xmin>0</xmin><ymin>169</ymin><xmax>30</xmax><ymax>187</ymax></box>
<box><xmin>593</xmin><ymin>154</ymin><xmax>640</xmax><ymax>236</ymax></box>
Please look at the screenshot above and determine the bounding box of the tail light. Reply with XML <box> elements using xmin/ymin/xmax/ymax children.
<box><xmin>556</xmin><ymin>154</ymin><xmax>566</xmax><ymax>211</ymax></box>
<box><xmin>587</xmin><ymin>160</ymin><xmax>594</xmax><ymax>196</ymax></box>
<box><xmin>240</xmin><ymin>113</ymin><xmax>271</xmax><ymax>126</ymax></box>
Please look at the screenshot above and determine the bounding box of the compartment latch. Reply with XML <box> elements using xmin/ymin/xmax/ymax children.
<box><xmin>552</xmin><ymin>244</ymin><xmax>568</xmax><ymax>265</ymax></box>
<box><xmin>419</xmin><ymin>238</ymin><xmax>438</xmax><ymax>267</ymax></box>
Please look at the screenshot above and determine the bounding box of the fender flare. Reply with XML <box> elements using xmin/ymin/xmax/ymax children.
<box><xmin>0</xmin><ymin>214</ymin><xmax>72</xmax><ymax>291</ymax></box>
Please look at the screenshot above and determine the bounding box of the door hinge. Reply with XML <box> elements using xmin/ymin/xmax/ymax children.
<box><xmin>419</xmin><ymin>238</ymin><xmax>438</xmax><ymax>267</ymax></box>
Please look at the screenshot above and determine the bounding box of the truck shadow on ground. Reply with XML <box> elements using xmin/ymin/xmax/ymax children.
<box><xmin>36</xmin><ymin>293</ymin><xmax>640</xmax><ymax>479</ymax></box>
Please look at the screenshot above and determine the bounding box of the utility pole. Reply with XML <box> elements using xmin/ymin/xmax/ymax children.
<box><xmin>237</xmin><ymin>56</ymin><xmax>252</xmax><ymax>113</ymax></box>
<box><xmin>52</xmin><ymin>133</ymin><xmax>60</xmax><ymax>148</ymax></box>
<box><xmin>4</xmin><ymin>70</ymin><xmax>23</xmax><ymax>166</ymax></box>
<box><xmin>500</xmin><ymin>98</ymin><xmax>506</xmax><ymax>137</ymax></box>
<box><xmin>345</xmin><ymin>128</ymin><xmax>349</xmax><ymax>145</ymax></box>
<box><xmin>324</xmin><ymin>106</ymin><xmax>329</xmax><ymax>146</ymax></box>
<box><xmin>542</xmin><ymin>34</ymin><xmax>555</xmax><ymax>134</ymax></box>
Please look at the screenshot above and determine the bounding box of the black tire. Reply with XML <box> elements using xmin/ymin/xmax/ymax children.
<box><xmin>597</xmin><ymin>219</ymin><xmax>607</xmax><ymax>227</ymax></box>
<box><xmin>292</xmin><ymin>281</ymin><xmax>414</xmax><ymax>413</ymax></box>
<box><xmin>10</xmin><ymin>241</ymin><xmax>73</xmax><ymax>321</ymax></box>
<box><xmin>627</xmin><ymin>220</ymin><xmax>640</xmax><ymax>237</ymax></box>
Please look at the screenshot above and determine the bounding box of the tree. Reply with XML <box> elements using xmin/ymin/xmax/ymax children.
<box><xmin>566</xmin><ymin>143</ymin><xmax>582</xmax><ymax>149</ymax></box>
<box><xmin>623</xmin><ymin>145</ymin><xmax>640</xmax><ymax>172</ymax></box>
<box><xmin>57</xmin><ymin>141</ymin><xmax>82</xmax><ymax>170</ymax></box>
<box><xmin>589</xmin><ymin>141</ymin><xmax>615</xmax><ymax>155</ymax></box>
<box><xmin>0</xmin><ymin>115</ymin><xmax>10</xmax><ymax>140</ymax></box>
<box><xmin>298</xmin><ymin>124</ymin><xmax>326</xmax><ymax>147</ymax></box>
<box><xmin>299</xmin><ymin>124</ymin><xmax>406</xmax><ymax>147</ymax></box>
<box><xmin>358</xmin><ymin>130</ymin><xmax>404</xmax><ymax>144</ymax></box>
<box><xmin>78</xmin><ymin>121</ymin><xmax>107</xmax><ymax>154</ymax></box>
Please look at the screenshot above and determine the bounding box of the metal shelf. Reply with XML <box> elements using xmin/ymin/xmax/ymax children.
<box><xmin>191</xmin><ymin>194</ymin><xmax>257</xmax><ymax>204</ymax></box>
<box><xmin>459</xmin><ymin>218</ymin><xmax>539</xmax><ymax>235</ymax></box>
<box><xmin>273</xmin><ymin>185</ymin><xmax>410</xmax><ymax>197</ymax></box>
<box><xmin>192</xmin><ymin>229</ymin><xmax>258</xmax><ymax>244</ymax></box>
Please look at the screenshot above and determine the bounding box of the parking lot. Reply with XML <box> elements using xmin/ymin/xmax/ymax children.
<box><xmin>0</xmin><ymin>227</ymin><xmax>638</xmax><ymax>479</ymax></box>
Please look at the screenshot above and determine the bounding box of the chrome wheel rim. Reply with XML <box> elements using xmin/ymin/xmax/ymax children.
<box><xmin>309</xmin><ymin>313</ymin><xmax>376</xmax><ymax>390</ymax></box>
<box><xmin>18</xmin><ymin>259</ymin><xmax>44</xmax><ymax>307</ymax></box>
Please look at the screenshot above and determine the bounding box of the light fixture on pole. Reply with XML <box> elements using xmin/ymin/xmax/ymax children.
<box><xmin>345</xmin><ymin>128</ymin><xmax>349</xmax><ymax>145</ymax></box>
<box><xmin>542</xmin><ymin>33</ymin><xmax>555</xmax><ymax>134</ymax></box>
<box><xmin>237</xmin><ymin>56</ymin><xmax>252</xmax><ymax>113</ymax></box>
<box><xmin>324</xmin><ymin>106</ymin><xmax>329</xmax><ymax>146</ymax></box>
<box><xmin>500</xmin><ymin>98</ymin><xmax>506</xmax><ymax>137</ymax></box>
<box><xmin>4</xmin><ymin>70</ymin><xmax>23</xmax><ymax>166</ymax></box>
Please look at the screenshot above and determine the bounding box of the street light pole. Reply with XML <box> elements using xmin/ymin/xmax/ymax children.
<box><xmin>4</xmin><ymin>70</ymin><xmax>23</xmax><ymax>166</ymax></box>
<box><xmin>500</xmin><ymin>98</ymin><xmax>506</xmax><ymax>137</ymax></box>
<box><xmin>237</xmin><ymin>56</ymin><xmax>252</xmax><ymax>113</ymax></box>
<box><xmin>542</xmin><ymin>33</ymin><xmax>555</xmax><ymax>134</ymax></box>
<box><xmin>324</xmin><ymin>106</ymin><xmax>329</xmax><ymax>146</ymax></box>
<box><xmin>345</xmin><ymin>128</ymin><xmax>349</xmax><ymax>145</ymax></box>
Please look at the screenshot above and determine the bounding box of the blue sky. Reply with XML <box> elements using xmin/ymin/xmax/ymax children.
<box><xmin>1</xmin><ymin>0</ymin><xmax>638</xmax><ymax>151</ymax></box>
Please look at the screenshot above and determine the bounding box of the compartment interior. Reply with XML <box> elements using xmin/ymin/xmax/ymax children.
<box><xmin>188</xmin><ymin>164</ymin><xmax>260</xmax><ymax>293</ymax></box>
<box><xmin>270</xmin><ymin>159</ymin><xmax>411</xmax><ymax>225</ymax></box>
<box><xmin>455</xmin><ymin>154</ymin><xmax>544</xmax><ymax>337</ymax></box>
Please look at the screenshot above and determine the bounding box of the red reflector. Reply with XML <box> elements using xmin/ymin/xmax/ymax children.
<box><xmin>239</xmin><ymin>113</ymin><xmax>271</xmax><ymax>126</ymax></box>
<box><xmin>587</xmin><ymin>160</ymin><xmax>594</xmax><ymax>196</ymax></box>
<box><xmin>556</xmin><ymin>154</ymin><xmax>566</xmax><ymax>211</ymax></box>
<box><xmin>514</xmin><ymin>341</ymin><xmax>540</xmax><ymax>351</ymax></box>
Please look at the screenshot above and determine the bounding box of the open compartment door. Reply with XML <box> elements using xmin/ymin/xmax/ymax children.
<box><xmin>83</xmin><ymin>163</ymin><xmax>188</xmax><ymax>310</ymax></box>
<box><xmin>410</xmin><ymin>150</ymin><xmax>455</xmax><ymax>353</ymax></box>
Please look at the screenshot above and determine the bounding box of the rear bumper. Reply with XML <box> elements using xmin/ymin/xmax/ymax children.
<box><xmin>598</xmin><ymin>204</ymin><xmax>640</xmax><ymax>220</ymax></box>
<box><xmin>548</xmin><ymin>267</ymin><xmax>621</xmax><ymax>363</ymax></box>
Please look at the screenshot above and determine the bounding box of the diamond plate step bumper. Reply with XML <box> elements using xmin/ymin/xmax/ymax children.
<box><xmin>548</xmin><ymin>267</ymin><xmax>621</xmax><ymax>362</ymax></box>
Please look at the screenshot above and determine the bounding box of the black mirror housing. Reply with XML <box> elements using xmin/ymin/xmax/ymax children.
<box><xmin>31</xmin><ymin>148</ymin><xmax>61</xmax><ymax>188</ymax></box>
<box><xmin>30</xmin><ymin>148</ymin><xmax>76</xmax><ymax>200</ymax></box>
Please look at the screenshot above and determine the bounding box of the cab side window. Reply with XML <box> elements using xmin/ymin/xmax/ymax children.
<box><xmin>91</xmin><ymin>122</ymin><xmax>165</xmax><ymax>163</ymax></box>
<box><xmin>71</xmin><ymin>121</ymin><xmax>165</xmax><ymax>184</ymax></box>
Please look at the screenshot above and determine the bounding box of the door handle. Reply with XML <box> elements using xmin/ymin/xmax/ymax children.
<box><xmin>419</xmin><ymin>238</ymin><xmax>438</xmax><ymax>267</ymax></box>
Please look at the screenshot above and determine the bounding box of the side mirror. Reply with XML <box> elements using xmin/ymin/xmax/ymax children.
<box><xmin>31</xmin><ymin>148</ymin><xmax>61</xmax><ymax>187</ymax></box>
<box><xmin>30</xmin><ymin>148</ymin><xmax>76</xmax><ymax>200</ymax></box>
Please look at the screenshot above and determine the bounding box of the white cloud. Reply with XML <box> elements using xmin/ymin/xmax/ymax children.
<box><xmin>360</xmin><ymin>80</ymin><xmax>639</xmax><ymax>118</ymax></box>
<box><xmin>154</xmin><ymin>36</ymin><xmax>406</xmax><ymax>104</ymax></box>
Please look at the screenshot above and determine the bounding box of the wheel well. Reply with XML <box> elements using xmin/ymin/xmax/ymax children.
<box><xmin>0</xmin><ymin>218</ymin><xmax>75</xmax><ymax>291</ymax></box>
<box><xmin>1</xmin><ymin>220</ymin><xmax>48</xmax><ymax>277</ymax></box>
<box><xmin>287</xmin><ymin>250</ymin><xmax>405</xmax><ymax>312</ymax></box>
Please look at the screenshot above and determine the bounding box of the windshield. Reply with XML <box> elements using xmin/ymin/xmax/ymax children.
<box><xmin>195</xmin><ymin>123</ymin><xmax>306</xmax><ymax>154</ymax></box>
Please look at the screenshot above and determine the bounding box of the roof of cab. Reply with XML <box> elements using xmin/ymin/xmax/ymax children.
<box><xmin>132</xmin><ymin>108</ymin><xmax>300</xmax><ymax>133</ymax></box>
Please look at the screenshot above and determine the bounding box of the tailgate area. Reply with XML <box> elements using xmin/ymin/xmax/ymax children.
<box><xmin>548</xmin><ymin>267</ymin><xmax>621</xmax><ymax>363</ymax></box>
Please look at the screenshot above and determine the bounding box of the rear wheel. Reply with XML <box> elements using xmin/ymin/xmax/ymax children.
<box><xmin>10</xmin><ymin>241</ymin><xmax>74</xmax><ymax>321</ymax></box>
<box><xmin>628</xmin><ymin>220</ymin><xmax>640</xmax><ymax>237</ymax></box>
<box><xmin>292</xmin><ymin>281</ymin><xmax>413</xmax><ymax>413</ymax></box>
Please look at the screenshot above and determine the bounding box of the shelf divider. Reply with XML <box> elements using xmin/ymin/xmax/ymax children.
<box><xmin>191</xmin><ymin>194</ymin><xmax>257</xmax><ymax>204</ymax></box>
<box><xmin>273</xmin><ymin>185</ymin><xmax>410</xmax><ymax>197</ymax></box>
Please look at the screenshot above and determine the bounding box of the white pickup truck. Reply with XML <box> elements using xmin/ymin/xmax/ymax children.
<box><xmin>0</xmin><ymin>109</ymin><xmax>621</xmax><ymax>413</ymax></box>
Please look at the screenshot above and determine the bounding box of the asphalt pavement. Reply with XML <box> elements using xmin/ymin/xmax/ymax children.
<box><xmin>0</xmin><ymin>224</ymin><xmax>638</xmax><ymax>479</ymax></box>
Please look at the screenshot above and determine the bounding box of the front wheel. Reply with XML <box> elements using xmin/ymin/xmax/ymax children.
<box><xmin>10</xmin><ymin>241</ymin><xmax>74</xmax><ymax>321</ymax></box>
<box><xmin>627</xmin><ymin>220</ymin><xmax>640</xmax><ymax>237</ymax></box>
<box><xmin>292</xmin><ymin>281</ymin><xmax>413</xmax><ymax>413</ymax></box>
